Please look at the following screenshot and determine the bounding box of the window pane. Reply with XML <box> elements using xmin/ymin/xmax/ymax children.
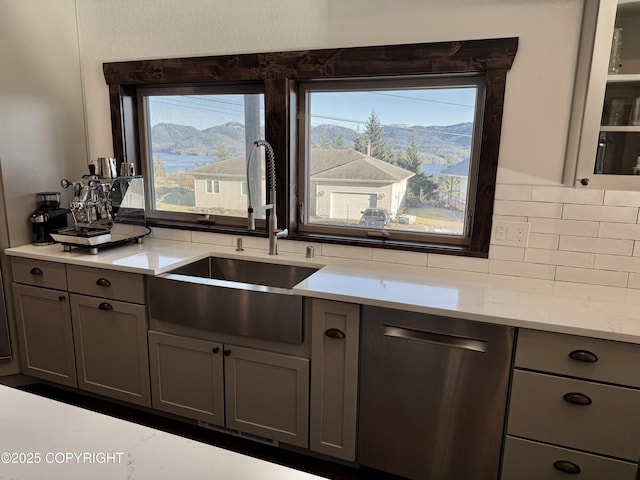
<box><xmin>304</xmin><ymin>85</ymin><xmax>479</xmax><ymax>237</ymax></box>
<box><xmin>145</xmin><ymin>92</ymin><xmax>265</xmax><ymax>218</ymax></box>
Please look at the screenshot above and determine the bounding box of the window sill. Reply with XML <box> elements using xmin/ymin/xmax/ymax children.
<box><xmin>147</xmin><ymin>220</ymin><xmax>488</xmax><ymax>258</ymax></box>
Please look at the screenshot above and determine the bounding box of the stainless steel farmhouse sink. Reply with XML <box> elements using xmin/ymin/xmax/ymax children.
<box><xmin>147</xmin><ymin>257</ymin><xmax>320</xmax><ymax>344</ymax></box>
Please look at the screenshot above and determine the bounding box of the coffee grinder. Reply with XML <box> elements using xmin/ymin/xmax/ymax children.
<box><xmin>29</xmin><ymin>192</ymin><xmax>69</xmax><ymax>245</ymax></box>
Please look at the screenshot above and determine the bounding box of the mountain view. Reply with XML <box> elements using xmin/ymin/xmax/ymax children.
<box><xmin>151</xmin><ymin>121</ymin><xmax>472</xmax><ymax>165</ymax></box>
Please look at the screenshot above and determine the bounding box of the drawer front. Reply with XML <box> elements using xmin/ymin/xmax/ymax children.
<box><xmin>516</xmin><ymin>328</ymin><xmax>640</xmax><ymax>388</ymax></box>
<box><xmin>508</xmin><ymin>370</ymin><xmax>640</xmax><ymax>460</ymax></box>
<box><xmin>67</xmin><ymin>265</ymin><xmax>144</xmax><ymax>304</ymax></box>
<box><xmin>11</xmin><ymin>257</ymin><xmax>67</xmax><ymax>290</ymax></box>
<box><xmin>502</xmin><ymin>436</ymin><xmax>638</xmax><ymax>480</ymax></box>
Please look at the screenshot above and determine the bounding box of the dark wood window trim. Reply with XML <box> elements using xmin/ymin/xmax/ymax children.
<box><xmin>103</xmin><ymin>38</ymin><xmax>518</xmax><ymax>257</ymax></box>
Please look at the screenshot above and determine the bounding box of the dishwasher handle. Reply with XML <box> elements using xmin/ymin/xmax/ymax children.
<box><xmin>383</xmin><ymin>325</ymin><xmax>487</xmax><ymax>353</ymax></box>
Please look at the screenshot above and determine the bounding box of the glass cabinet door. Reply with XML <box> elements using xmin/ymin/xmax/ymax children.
<box><xmin>596</xmin><ymin>3</ymin><xmax>640</xmax><ymax>176</ymax></box>
<box><xmin>567</xmin><ymin>0</ymin><xmax>640</xmax><ymax>189</ymax></box>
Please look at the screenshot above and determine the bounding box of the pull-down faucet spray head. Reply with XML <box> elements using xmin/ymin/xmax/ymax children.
<box><xmin>245</xmin><ymin>140</ymin><xmax>287</xmax><ymax>254</ymax></box>
<box><xmin>246</xmin><ymin>140</ymin><xmax>275</xmax><ymax>230</ymax></box>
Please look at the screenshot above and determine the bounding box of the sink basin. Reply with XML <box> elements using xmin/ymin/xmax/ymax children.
<box><xmin>148</xmin><ymin>257</ymin><xmax>319</xmax><ymax>344</ymax></box>
<box><xmin>170</xmin><ymin>257</ymin><xmax>318</xmax><ymax>290</ymax></box>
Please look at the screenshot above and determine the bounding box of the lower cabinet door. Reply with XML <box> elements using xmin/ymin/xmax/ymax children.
<box><xmin>310</xmin><ymin>299</ymin><xmax>360</xmax><ymax>461</ymax></box>
<box><xmin>502</xmin><ymin>436</ymin><xmax>638</xmax><ymax>480</ymax></box>
<box><xmin>224</xmin><ymin>345</ymin><xmax>309</xmax><ymax>448</ymax></box>
<box><xmin>148</xmin><ymin>331</ymin><xmax>225</xmax><ymax>427</ymax></box>
<box><xmin>12</xmin><ymin>284</ymin><xmax>77</xmax><ymax>387</ymax></box>
<box><xmin>70</xmin><ymin>294</ymin><xmax>150</xmax><ymax>407</ymax></box>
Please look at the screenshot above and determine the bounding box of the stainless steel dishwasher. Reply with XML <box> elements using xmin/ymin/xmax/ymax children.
<box><xmin>358</xmin><ymin>305</ymin><xmax>515</xmax><ymax>480</ymax></box>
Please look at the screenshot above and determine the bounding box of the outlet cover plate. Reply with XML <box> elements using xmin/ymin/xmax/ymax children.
<box><xmin>491</xmin><ymin>221</ymin><xmax>530</xmax><ymax>247</ymax></box>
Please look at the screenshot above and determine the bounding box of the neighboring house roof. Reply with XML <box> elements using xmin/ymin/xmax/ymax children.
<box><xmin>441</xmin><ymin>158</ymin><xmax>470</xmax><ymax>177</ymax></box>
<box><xmin>421</xmin><ymin>163</ymin><xmax>447</xmax><ymax>179</ymax></box>
<box><xmin>310</xmin><ymin>149</ymin><xmax>414</xmax><ymax>183</ymax></box>
<box><xmin>189</xmin><ymin>148</ymin><xmax>414</xmax><ymax>183</ymax></box>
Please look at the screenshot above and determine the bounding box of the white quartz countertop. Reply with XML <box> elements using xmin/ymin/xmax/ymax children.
<box><xmin>6</xmin><ymin>239</ymin><xmax>640</xmax><ymax>344</ymax></box>
<box><xmin>0</xmin><ymin>384</ymin><xmax>326</xmax><ymax>480</ymax></box>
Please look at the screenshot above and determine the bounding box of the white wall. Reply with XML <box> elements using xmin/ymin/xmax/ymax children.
<box><xmin>0</xmin><ymin>0</ymin><xmax>88</xmax><ymax>247</ymax></box>
<box><xmin>76</xmin><ymin>0</ymin><xmax>583</xmax><ymax>187</ymax></box>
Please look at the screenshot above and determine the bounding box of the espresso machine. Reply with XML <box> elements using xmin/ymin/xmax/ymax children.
<box><xmin>51</xmin><ymin>158</ymin><xmax>147</xmax><ymax>254</ymax></box>
<box><xmin>29</xmin><ymin>192</ymin><xmax>69</xmax><ymax>246</ymax></box>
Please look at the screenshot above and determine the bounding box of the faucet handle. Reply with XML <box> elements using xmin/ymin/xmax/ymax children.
<box><xmin>247</xmin><ymin>207</ymin><xmax>255</xmax><ymax>230</ymax></box>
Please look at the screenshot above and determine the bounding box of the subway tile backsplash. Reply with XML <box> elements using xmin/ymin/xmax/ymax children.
<box><xmin>494</xmin><ymin>184</ymin><xmax>640</xmax><ymax>289</ymax></box>
<box><xmin>153</xmin><ymin>184</ymin><xmax>640</xmax><ymax>290</ymax></box>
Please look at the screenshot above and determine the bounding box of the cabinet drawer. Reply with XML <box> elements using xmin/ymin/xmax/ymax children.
<box><xmin>11</xmin><ymin>258</ymin><xmax>67</xmax><ymax>290</ymax></box>
<box><xmin>502</xmin><ymin>436</ymin><xmax>638</xmax><ymax>480</ymax></box>
<box><xmin>508</xmin><ymin>370</ymin><xmax>640</xmax><ymax>461</ymax></box>
<box><xmin>516</xmin><ymin>328</ymin><xmax>640</xmax><ymax>388</ymax></box>
<box><xmin>67</xmin><ymin>265</ymin><xmax>144</xmax><ymax>304</ymax></box>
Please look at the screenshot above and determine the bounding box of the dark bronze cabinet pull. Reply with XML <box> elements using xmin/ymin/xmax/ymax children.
<box><xmin>29</xmin><ymin>267</ymin><xmax>43</xmax><ymax>276</ymax></box>
<box><xmin>58</xmin><ymin>295</ymin><xmax>66</xmax><ymax>302</ymax></box>
<box><xmin>96</xmin><ymin>278</ymin><xmax>111</xmax><ymax>287</ymax></box>
<box><xmin>223</xmin><ymin>349</ymin><xmax>231</xmax><ymax>356</ymax></box>
<box><xmin>212</xmin><ymin>347</ymin><xmax>219</xmax><ymax>354</ymax></box>
<box><xmin>325</xmin><ymin>328</ymin><xmax>346</xmax><ymax>339</ymax></box>
<box><xmin>553</xmin><ymin>460</ymin><xmax>581</xmax><ymax>474</ymax></box>
<box><xmin>563</xmin><ymin>392</ymin><xmax>592</xmax><ymax>406</ymax></box>
<box><xmin>98</xmin><ymin>302</ymin><xmax>113</xmax><ymax>311</ymax></box>
<box><xmin>569</xmin><ymin>349</ymin><xmax>598</xmax><ymax>363</ymax></box>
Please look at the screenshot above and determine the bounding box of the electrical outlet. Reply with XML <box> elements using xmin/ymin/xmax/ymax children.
<box><xmin>491</xmin><ymin>221</ymin><xmax>530</xmax><ymax>247</ymax></box>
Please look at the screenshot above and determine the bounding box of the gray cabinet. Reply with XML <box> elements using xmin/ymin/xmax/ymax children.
<box><xmin>503</xmin><ymin>328</ymin><xmax>640</xmax><ymax>479</ymax></box>
<box><xmin>309</xmin><ymin>299</ymin><xmax>360</xmax><ymax>461</ymax></box>
<box><xmin>67</xmin><ymin>265</ymin><xmax>149</xmax><ymax>407</ymax></box>
<box><xmin>11</xmin><ymin>258</ymin><xmax>77</xmax><ymax>387</ymax></box>
<box><xmin>70</xmin><ymin>294</ymin><xmax>150</xmax><ymax>407</ymax></box>
<box><xmin>148</xmin><ymin>331</ymin><xmax>225</xmax><ymax>426</ymax></box>
<box><xmin>566</xmin><ymin>0</ymin><xmax>640</xmax><ymax>189</ymax></box>
<box><xmin>12</xmin><ymin>283</ymin><xmax>77</xmax><ymax>387</ymax></box>
<box><xmin>148</xmin><ymin>330</ymin><xmax>309</xmax><ymax>448</ymax></box>
<box><xmin>502</xmin><ymin>437</ymin><xmax>638</xmax><ymax>480</ymax></box>
<box><xmin>225</xmin><ymin>344</ymin><xmax>309</xmax><ymax>448</ymax></box>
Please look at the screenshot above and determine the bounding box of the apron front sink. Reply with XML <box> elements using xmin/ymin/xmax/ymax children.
<box><xmin>148</xmin><ymin>257</ymin><xmax>319</xmax><ymax>344</ymax></box>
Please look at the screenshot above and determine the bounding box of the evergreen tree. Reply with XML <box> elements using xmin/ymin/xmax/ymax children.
<box><xmin>353</xmin><ymin>110</ymin><xmax>396</xmax><ymax>164</ymax></box>
<box><xmin>320</xmin><ymin>129</ymin><xmax>330</xmax><ymax>148</ymax></box>
<box><xmin>332</xmin><ymin>133</ymin><xmax>345</xmax><ymax>149</ymax></box>
<box><xmin>215</xmin><ymin>142</ymin><xmax>232</xmax><ymax>162</ymax></box>
<box><xmin>398</xmin><ymin>134</ymin><xmax>437</xmax><ymax>201</ymax></box>
<box><xmin>154</xmin><ymin>155</ymin><xmax>167</xmax><ymax>177</ymax></box>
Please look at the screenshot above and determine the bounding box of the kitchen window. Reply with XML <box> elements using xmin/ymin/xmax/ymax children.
<box><xmin>104</xmin><ymin>38</ymin><xmax>517</xmax><ymax>255</ymax></box>
<box><xmin>298</xmin><ymin>77</ymin><xmax>484</xmax><ymax>245</ymax></box>
<box><xmin>137</xmin><ymin>85</ymin><xmax>266</xmax><ymax>225</ymax></box>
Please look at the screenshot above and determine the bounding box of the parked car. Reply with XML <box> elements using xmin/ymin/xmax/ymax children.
<box><xmin>359</xmin><ymin>208</ymin><xmax>391</xmax><ymax>229</ymax></box>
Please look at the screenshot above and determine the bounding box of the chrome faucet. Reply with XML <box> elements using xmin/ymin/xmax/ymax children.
<box><xmin>246</xmin><ymin>140</ymin><xmax>288</xmax><ymax>255</ymax></box>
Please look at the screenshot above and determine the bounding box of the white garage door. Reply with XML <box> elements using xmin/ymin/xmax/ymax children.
<box><xmin>329</xmin><ymin>192</ymin><xmax>376</xmax><ymax>220</ymax></box>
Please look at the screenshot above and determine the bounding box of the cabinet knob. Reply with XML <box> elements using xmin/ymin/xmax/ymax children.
<box><xmin>96</xmin><ymin>278</ymin><xmax>111</xmax><ymax>287</ymax></box>
<box><xmin>579</xmin><ymin>178</ymin><xmax>590</xmax><ymax>186</ymax></box>
<box><xmin>98</xmin><ymin>302</ymin><xmax>113</xmax><ymax>311</ymax></box>
<box><xmin>568</xmin><ymin>349</ymin><xmax>598</xmax><ymax>363</ymax></box>
<box><xmin>29</xmin><ymin>267</ymin><xmax>43</xmax><ymax>276</ymax></box>
<box><xmin>223</xmin><ymin>349</ymin><xmax>231</xmax><ymax>356</ymax></box>
<box><xmin>212</xmin><ymin>347</ymin><xmax>219</xmax><ymax>354</ymax></box>
<box><xmin>563</xmin><ymin>392</ymin><xmax>592</xmax><ymax>406</ymax></box>
<box><xmin>58</xmin><ymin>295</ymin><xmax>66</xmax><ymax>302</ymax></box>
<box><xmin>553</xmin><ymin>460</ymin><xmax>581</xmax><ymax>474</ymax></box>
<box><xmin>325</xmin><ymin>328</ymin><xmax>346</xmax><ymax>339</ymax></box>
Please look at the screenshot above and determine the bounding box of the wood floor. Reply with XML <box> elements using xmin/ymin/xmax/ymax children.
<box><xmin>16</xmin><ymin>382</ymin><xmax>404</xmax><ymax>480</ymax></box>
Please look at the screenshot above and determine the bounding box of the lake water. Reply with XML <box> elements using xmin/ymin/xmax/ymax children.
<box><xmin>152</xmin><ymin>152</ymin><xmax>216</xmax><ymax>175</ymax></box>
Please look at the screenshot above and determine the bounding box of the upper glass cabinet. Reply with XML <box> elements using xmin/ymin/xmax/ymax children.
<box><xmin>566</xmin><ymin>0</ymin><xmax>640</xmax><ymax>189</ymax></box>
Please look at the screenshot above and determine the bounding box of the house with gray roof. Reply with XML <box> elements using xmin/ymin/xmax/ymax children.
<box><xmin>189</xmin><ymin>148</ymin><xmax>414</xmax><ymax>221</ymax></box>
<box><xmin>439</xmin><ymin>158</ymin><xmax>470</xmax><ymax>208</ymax></box>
